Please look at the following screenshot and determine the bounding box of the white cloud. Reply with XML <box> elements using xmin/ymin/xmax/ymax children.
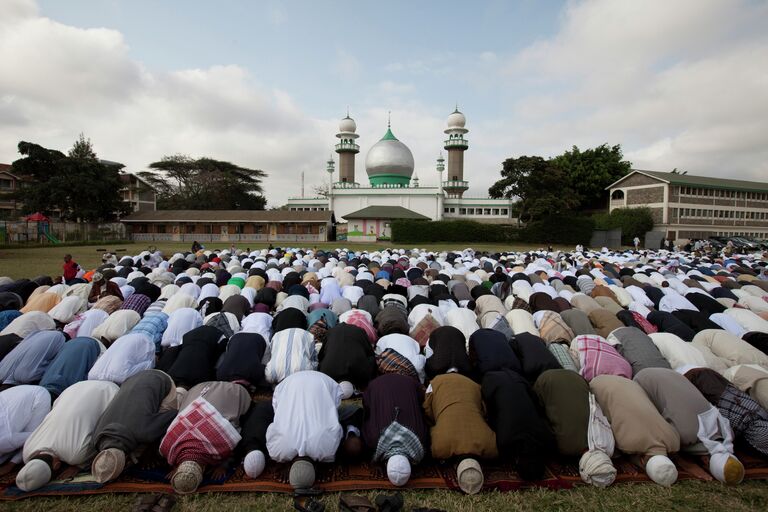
<box><xmin>498</xmin><ymin>0</ymin><xmax>768</xmax><ymax>182</ymax></box>
<box><xmin>0</xmin><ymin>1</ymin><xmax>335</xmax><ymax>206</ymax></box>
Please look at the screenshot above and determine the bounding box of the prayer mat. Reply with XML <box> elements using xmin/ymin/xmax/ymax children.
<box><xmin>2</xmin><ymin>448</ymin><xmax>767</xmax><ymax>500</ymax></box>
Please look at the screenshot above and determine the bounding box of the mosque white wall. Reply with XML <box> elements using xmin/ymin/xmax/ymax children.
<box><xmin>330</xmin><ymin>187</ymin><xmax>443</xmax><ymax>221</ymax></box>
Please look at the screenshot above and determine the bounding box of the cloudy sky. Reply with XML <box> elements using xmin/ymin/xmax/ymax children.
<box><xmin>1</xmin><ymin>0</ymin><xmax>766</xmax><ymax>206</ymax></box>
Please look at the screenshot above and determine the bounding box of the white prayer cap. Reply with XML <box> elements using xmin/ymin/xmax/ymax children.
<box><xmin>387</xmin><ymin>455</ymin><xmax>411</xmax><ymax>487</ymax></box>
<box><xmin>710</xmin><ymin>453</ymin><xmax>744</xmax><ymax>485</ymax></box>
<box><xmin>339</xmin><ymin>381</ymin><xmax>354</xmax><ymax>399</ymax></box>
<box><xmin>579</xmin><ymin>450</ymin><xmax>616</xmax><ymax>488</ymax></box>
<box><xmin>244</xmin><ymin>450</ymin><xmax>266</xmax><ymax>479</ymax></box>
<box><xmin>645</xmin><ymin>455</ymin><xmax>678</xmax><ymax>486</ymax></box>
<box><xmin>16</xmin><ymin>459</ymin><xmax>52</xmax><ymax>491</ymax></box>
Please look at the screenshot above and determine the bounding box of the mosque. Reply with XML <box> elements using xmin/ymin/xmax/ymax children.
<box><xmin>286</xmin><ymin>108</ymin><xmax>516</xmax><ymax>242</ymax></box>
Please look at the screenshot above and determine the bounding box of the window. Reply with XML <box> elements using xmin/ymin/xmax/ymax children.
<box><xmin>611</xmin><ymin>190</ymin><xmax>625</xmax><ymax>200</ymax></box>
<box><xmin>492</xmin><ymin>208</ymin><xmax>499</xmax><ymax>215</ymax></box>
<box><xmin>484</xmin><ymin>208</ymin><xmax>491</xmax><ymax>215</ymax></box>
<box><xmin>501</xmin><ymin>209</ymin><xmax>508</xmax><ymax>215</ymax></box>
<box><xmin>459</xmin><ymin>208</ymin><xmax>467</xmax><ymax>215</ymax></box>
<box><xmin>450</xmin><ymin>208</ymin><xmax>456</xmax><ymax>213</ymax></box>
<box><xmin>235</xmin><ymin>224</ymin><xmax>245</xmax><ymax>234</ymax></box>
<box><xmin>444</xmin><ymin>207</ymin><xmax>450</xmax><ymax>213</ymax></box>
<box><xmin>0</xmin><ymin>179</ymin><xmax>13</xmax><ymax>189</ymax></box>
<box><xmin>467</xmin><ymin>208</ymin><xmax>475</xmax><ymax>215</ymax></box>
<box><xmin>204</xmin><ymin>224</ymin><xmax>213</xmax><ymax>234</ymax></box>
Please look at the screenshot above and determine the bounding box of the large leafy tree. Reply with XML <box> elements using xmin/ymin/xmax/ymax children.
<box><xmin>139</xmin><ymin>155</ymin><xmax>267</xmax><ymax>210</ymax></box>
<box><xmin>10</xmin><ymin>138</ymin><xmax>127</xmax><ymax>221</ymax></box>
<box><xmin>550</xmin><ymin>144</ymin><xmax>631</xmax><ymax>211</ymax></box>
<box><xmin>488</xmin><ymin>155</ymin><xmax>578</xmax><ymax>223</ymax></box>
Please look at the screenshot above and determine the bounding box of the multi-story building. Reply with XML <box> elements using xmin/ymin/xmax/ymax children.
<box><xmin>119</xmin><ymin>173</ymin><xmax>157</xmax><ymax>212</ymax></box>
<box><xmin>0</xmin><ymin>164</ymin><xmax>24</xmax><ymax>217</ymax></box>
<box><xmin>607</xmin><ymin>170</ymin><xmax>768</xmax><ymax>241</ymax></box>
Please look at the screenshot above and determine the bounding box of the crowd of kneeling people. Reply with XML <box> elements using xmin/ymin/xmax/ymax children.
<box><xmin>0</xmin><ymin>245</ymin><xmax>767</xmax><ymax>496</ymax></box>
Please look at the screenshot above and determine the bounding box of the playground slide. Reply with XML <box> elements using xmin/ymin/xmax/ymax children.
<box><xmin>44</xmin><ymin>231</ymin><xmax>61</xmax><ymax>244</ymax></box>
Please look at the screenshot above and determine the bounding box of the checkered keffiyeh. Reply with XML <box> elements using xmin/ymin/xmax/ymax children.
<box><xmin>160</xmin><ymin>396</ymin><xmax>242</xmax><ymax>466</ymax></box>
<box><xmin>574</xmin><ymin>335</ymin><xmax>632</xmax><ymax>382</ymax></box>
<box><xmin>717</xmin><ymin>385</ymin><xmax>768</xmax><ymax>456</ymax></box>
<box><xmin>511</xmin><ymin>297</ymin><xmax>532</xmax><ymax>313</ymax></box>
<box><xmin>376</xmin><ymin>348</ymin><xmax>420</xmax><ymax>381</ymax></box>
<box><xmin>120</xmin><ymin>293</ymin><xmax>151</xmax><ymax>316</ymax></box>
<box><xmin>374</xmin><ymin>420</ymin><xmax>425</xmax><ymax>464</ymax></box>
<box><xmin>548</xmin><ymin>342</ymin><xmax>579</xmax><ymax>372</ymax></box>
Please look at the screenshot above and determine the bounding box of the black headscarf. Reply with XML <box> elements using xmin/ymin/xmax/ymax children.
<box><xmin>272</xmin><ymin>308</ymin><xmax>308</xmax><ymax>333</ymax></box>
<box><xmin>510</xmin><ymin>333</ymin><xmax>561</xmax><ymax>383</ymax></box>
<box><xmin>167</xmin><ymin>325</ymin><xmax>226</xmax><ymax>388</ymax></box>
<box><xmin>318</xmin><ymin>323</ymin><xmax>377</xmax><ymax>388</ymax></box>
<box><xmin>216</xmin><ymin>332</ymin><xmax>267</xmax><ymax>385</ymax></box>
<box><xmin>425</xmin><ymin>326</ymin><xmax>472</xmax><ymax>380</ymax></box>
<box><xmin>647</xmin><ymin>310</ymin><xmax>696</xmax><ymax>342</ymax></box>
<box><xmin>469</xmin><ymin>328</ymin><xmax>522</xmax><ymax>375</ymax></box>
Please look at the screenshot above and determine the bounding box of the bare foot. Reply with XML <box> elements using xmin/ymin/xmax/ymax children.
<box><xmin>56</xmin><ymin>465</ymin><xmax>81</xmax><ymax>481</ymax></box>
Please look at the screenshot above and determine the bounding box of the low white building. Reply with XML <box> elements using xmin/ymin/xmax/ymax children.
<box><xmin>286</xmin><ymin>109</ymin><xmax>514</xmax><ymax>240</ymax></box>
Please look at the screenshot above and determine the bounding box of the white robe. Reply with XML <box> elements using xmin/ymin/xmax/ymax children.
<box><xmin>75</xmin><ymin>309</ymin><xmax>109</xmax><ymax>338</ymax></box>
<box><xmin>266</xmin><ymin>371</ymin><xmax>343</xmax><ymax>463</ymax></box>
<box><xmin>0</xmin><ymin>385</ymin><xmax>51</xmax><ymax>464</ymax></box>
<box><xmin>161</xmin><ymin>307</ymin><xmax>203</xmax><ymax>348</ymax></box>
<box><xmin>22</xmin><ymin>380</ymin><xmax>118</xmax><ymax>465</ymax></box>
<box><xmin>87</xmin><ymin>333</ymin><xmax>155</xmax><ymax>384</ymax></box>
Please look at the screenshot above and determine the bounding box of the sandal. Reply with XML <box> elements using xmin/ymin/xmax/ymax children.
<box><xmin>339</xmin><ymin>494</ymin><xmax>376</xmax><ymax>512</ymax></box>
<box><xmin>133</xmin><ymin>494</ymin><xmax>158</xmax><ymax>512</ymax></box>
<box><xmin>293</xmin><ymin>496</ymin><xmax>325</xmax><ymax>512</ymax></box>
<box><xmin>150</xmin><ymin>494</ymin><xmax>177</xmax><ymax>512</ymax></box>
<box><xmin>375</xmin><ymin>492</ymin><xmax>404</xmax><ymax>512</ymax></box>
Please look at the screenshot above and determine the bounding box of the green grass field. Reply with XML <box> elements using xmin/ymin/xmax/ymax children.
<box><xmin>3</xmin><ymin>481</ymin><xmax>768</xmax><ymax>512</ymax></box>
<box><xmin>0</xmin><ymin>241</ymin><xmax>571</xmax><ymax>280</ymax></box>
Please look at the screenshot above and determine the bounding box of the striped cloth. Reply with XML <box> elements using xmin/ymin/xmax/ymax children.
<box><xmin>573</xmin><ymin>335</ymin><xmax>632</xmax><ymax>382</ymax></box>
<box><xmin>264</xmin><ymin>328</ymin><xmax>317</xmax><ymax>384</ymax></box>
<box><xmin>376</xmin><ymin>348</ymin><xmax>420</xmax><ymax>382</ymax></box>
<box><xmin>160</xmin><ymin>396</ymin><xmax>242</xmax><ymax>466</ymax></box>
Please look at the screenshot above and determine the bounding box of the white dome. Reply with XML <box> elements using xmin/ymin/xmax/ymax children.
<box><xmin>447</xmin><ymin>110</ymin><xmax>466</xmax><ymax>129</ymax></box>
<box><xmin>339</xmin><ymin>116</ymin><xmax>357</xmax><ymax>133</ymax></box>
<box><xmin>365</xmin><ymin>128</ymin><xmax>414</xmax><ymax>182</ymax></box>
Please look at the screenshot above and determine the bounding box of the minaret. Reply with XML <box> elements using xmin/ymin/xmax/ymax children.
<box><xmin>335</xmin><ymin>110</ymin><xmax>359</xmax><ymax>185</ymax></box>
<box><xmin>436</xmin><ymin>153</ymin><xmax>445</xmax><ymax>220</ymax></box>
<box><xmin>326</xmin><ymin>155</ymin><xmax>335</xmax><ymax>211</ymax></box>
<box><xmin>442</xmin><ymin>107</ymin><xmax>469</xmax><ymax>198</ymax></box>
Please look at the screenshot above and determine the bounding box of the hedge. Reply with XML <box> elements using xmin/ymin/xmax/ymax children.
<box><xmin>518</xmin><ymin>215</ymin><xmax>595</xmax><ymax>245</ymax></box>
<box><xmin>391</xmin><ymin>220</ymin><xmax>519</xmax><ymax>244</ymax></box>
<box><xmin>593</xmin><ymin>207</ymin><xmax>654</xmax><ymax>244</ymax></box>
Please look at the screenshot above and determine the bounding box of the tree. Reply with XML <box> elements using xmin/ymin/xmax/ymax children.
<box><xmin>138</xmin><ymin>155</ymin><xmax>267</xmax><ymax>210</ymax></box>
<box><xmin>68</xmin><ymin>133</ymin><xmax>97</xmax><ymax>159</ymax></box>
<box><xmin>488</xmin><ymin>155</ymin><xmax>578</xmax><ymax>223</ymax></box>
<box><xmin>550</xmin><ymin>144</ymin><xmax>631</xmax><ymax>211</ymax></box>
<box><xmin>10</xmin><ymin>139</ymin><xmax>127</xmax><ymax>221</ymax></box>
<box><xmin>311</xmin><ymin>182</ymin><xmax>330</xmax><ymax>197</ymax></box>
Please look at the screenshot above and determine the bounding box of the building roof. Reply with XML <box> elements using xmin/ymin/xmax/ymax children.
<box><xmin>121</xmin><ymin>210</ymin><xmax>334</xmax><ymax>223</ymax></box>
<box><xmin>607</xmin><ymin>170</ymin><xmax>768</xmax><ymax>193</ymax></box>
<box><xmin>120</xmin><ymin>172</ymin><xmax>157</xmax><ymax>191</ymax></box>
<box><xmin>342</xmin><ymin>205</ymin><xmax>430</xmax><ymax>220</ymax></box>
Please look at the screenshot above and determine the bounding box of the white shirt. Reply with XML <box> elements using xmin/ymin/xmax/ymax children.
<box><xmin>23</xmin><ymin>380</ymin><xmax>118</xmax><ymax>465</ymax></box>
<box><xmin>266</xmin><ymin>371</ymin><xmax>342</xmax><ymax>463</ymax></box>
